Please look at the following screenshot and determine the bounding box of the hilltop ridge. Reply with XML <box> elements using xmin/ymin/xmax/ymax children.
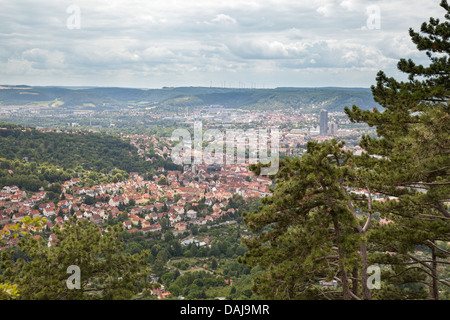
<box><xmin>0</xmin><ymin>85</ymin><xmax>379</xmax><ymax>113</ymax></box>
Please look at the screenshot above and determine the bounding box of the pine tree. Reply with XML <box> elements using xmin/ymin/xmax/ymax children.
<box><xmin>345</xmin><ymin>0</ymin><xmax>450</xmax><ymax>299</ymax></box>
<box><xmin>0</xmin><ymin>217</ymin><xmax>150</xmax><ymax>299</ymax></box>
<box><xmin>241</xmin><ymin>140</ymin><xmax>376</xmax><ymax>300</ymax></box>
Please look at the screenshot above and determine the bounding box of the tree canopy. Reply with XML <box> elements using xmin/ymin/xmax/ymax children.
<box><xmin>242</xmin><ymin>0</ymin><xmax>450</xmax><ymax>300</ymax></box>
<box><xmin>0</xmin><ymin>218</ymin><xmax>151</xmax><ymax>300</ymax></box>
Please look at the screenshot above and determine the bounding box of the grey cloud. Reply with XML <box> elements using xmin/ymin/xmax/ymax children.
<box><xmin>0</xmin><ymin>0</ymin><xmax>445</xmax><ymax>87</ymax></box>
<box><xmin>227</xmin><ymin>39</ymin><xmax>311</xmax><ymax>60</ymax></box>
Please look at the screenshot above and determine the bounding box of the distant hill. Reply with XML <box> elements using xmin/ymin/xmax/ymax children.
<box><xmin>0</xmin><ymin>85</ymin><xmax>379</xmax><ymax>112</ymax></box>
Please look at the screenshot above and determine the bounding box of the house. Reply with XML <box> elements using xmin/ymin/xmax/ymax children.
<box><xmin>174</xmin><ymin>222</ymin><xmax>186</xmax><ymax>231</ymax></box>
<box><xmin>180</xmin><ymin>237</ymin><xmax>206</xmax><ymax>247</ymax></box>
<box><xmin>45</xmin><ymin>221</ymin><xmax>54</xmax><ymax>231</ymax></box>
<box><xmin>58</xmin><ymin>200</ymin><xmax>72</xmax><ymax>209</ymax></box>
<box><xmin>80</xmin><ymin>188</ymin><xmax>96</xmax><ymax>198</ymax></box>
<box><xmin>157</xmin><ymin>292</ymin><xmax>171</xmax><ymax>299</ymax></box>
<box><xmin>12</xmin><ymin>212</ymin><xmax>25</xmax><ymax>222</ymax></box>
<box><xmin>69</xmin><ymin>178</ymin><xmax>81</xmax><ymax>186</ymax></box>
<box><xmin>141</xmin><ymin>226</ymin><xmax>153</xmax><ymax>234</ymax></box>
<box><xmin>129</xmin><ymin>214</ymin><xmax>142</xmax><ymax>226</ymax></box>
<box><xmin>151</xmin><ymin>287</ymin><xmax>164</xmax><ymax>295</ymax></box>
<box><xmin>94</xmin><ymin>208</ymin><xmax>106</xmax><ymax>219</ymax></box>
<box><xmin>195</xmin><ymin>217</ymin><xmax>206</xmax><ymax>225</ymax></box>
<box><xmin>90</xmin><ymin>214</ymin><xmax>103</xmax><ymax>226</ymax></box>
<box><xmin>30</xmin><ymin>210</ymin><xmax>41</xmax><ymax>218</ymax></box>
<box><xmin>83</xmin><ymin>211</ymin><xmax>92</xmax><ymax>219</ymax></box>
<box><xmin>55</xmin><ymin>216</ymin><xmax>64</xmax><ymax>228</ymax></box>
<box><xmin>123</xmin><ymin>220</ymin><xmax>132</xmax><ymax>230</ymax></box>
<box><xmin>7</xmin><ymin>186</ymin><xmax>19</xmax><ymax>193</ymax></box>
<box><xmin>169</xmin><ymin>214</ymin><xmax>180</xmax><ymax>225</ymax></box>
<box><xmin>211</xmin><ymin>212</ymin><xmax>220</xmax><ymax>220</ymax></box>
<box><xmin>129</xmin><ymin>172</ymin><xmax>139</xmax><ymax>178</ymax></box>
<box><xmin>0</xmin><ymin>214</ymin><xmax>10</xmax><ymax>225</ymax></box>
<box><xmin>109</xmin><ymin>196</ymin><xmax>122</xmax><ymax>207</ymax></box>
<box><xmin>173</xmin><ymin>206</ymin><xmax>185</xmax><ymax>215</ymax></box>
<box><xmin>43</xmin><ymin>207</ymin><xmax>55</xmax><ymax>217</ymax></box>
<box><xmin>135</xmin><ymin>197</ymin><xmax>147</xmax><ymax>205</ymax></box>
<box><xmin>180</xmin><ymin>238</ymin><xmax>194</xmax><ymax>246</ymax></box>
<box><xmin>110</xmin><ymin>207</ymin><xmax>120</xmax><ymax>216</ymax></box>
<box><xmin>186</xmin><ymin>210</ymin><xmax>197</xmax><ymax>219</ymax></box>
<box><xmin>37</xmin><ymin>191</ymin><xmax>48</xmax><ymax>200</ymax></box>
<box><xmin>141</xmin><ymin>224</ymin><xmax>161</xmax><ymax>234</ymax></box>
<box><xmin>48</xmin><ymin>234</ymin><xmax>58</xmax><ymax>247</ymax></box>
<box><xmin>74</xmin><ymin>211</ymin><xmax>84</xmax><ymax>220</ymax></box>
<box><xmin>10</xmin><ymin>195</ymin><xmax>21</xmax><ymax>203</ymax></box>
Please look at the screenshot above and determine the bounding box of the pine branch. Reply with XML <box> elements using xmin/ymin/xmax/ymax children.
<box><xmin>435</xmin><ymin>202</ymin><xmax>450</xmax><ymax>218</ymax></box>
<box><xmin>405</xmin><ymin>181</ymin><xmax>450</xmax><ymax>186</ymax></box>
<box><xmin>425</xmin><ymin>240</ymin><xmax>450</xmax><ymax>255</ymax></box>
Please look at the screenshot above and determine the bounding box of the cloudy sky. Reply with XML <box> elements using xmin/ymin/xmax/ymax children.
<box><xmin>0</xmin><ymin>0</ymin><xmax>445</xmax><ymax>88</ymax></box>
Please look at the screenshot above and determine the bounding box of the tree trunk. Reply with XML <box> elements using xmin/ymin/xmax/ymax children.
<box><xmin>430</xmin><ymin>245</ymin><xmax>439</xmax><ymax>300</ymax></box>
<box><xmin>332</xmin><ymin>214</ymin><xmax>351</xmax><ymax>300</ymax></box>
<box><xmin>359</xmin><ymin>241</ymin><xmax>372</xmax><ymax>300</ymax></box>
<box><xmin>352</xmin><ymin>267</ymin><xmax>359</xmax><ymax>298</ymax></box>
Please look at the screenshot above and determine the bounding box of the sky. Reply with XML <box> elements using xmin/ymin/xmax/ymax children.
<box><xmin>0</xmin><ymin>0</ymin><xmax>446</xmax><ymax>89</ymax></box>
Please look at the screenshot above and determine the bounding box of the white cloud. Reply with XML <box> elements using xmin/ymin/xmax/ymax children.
<box><xmin>227</xmin><ymin>39</ymin><xmax>310</xmax><ymax>59</ymax></box>
<box><xmin>141</xmin><ymin>47</ymin><xmax>175</xmax><ymax>60</ymax></box>
<box><xmin>22</xmin><ymin>48</ymin><xmax>65</xmax><ymax>69</ymax></box>
<box><xmin>0</xmin><ymin>0</ymin><xmax>446</xmax><ymax>87</ymax></box>
<box><xmin>340</xmin><ymin>0</ymin><xmax>356</xmax><ymax>11</ymax></box>
<box><xmin>211</xmin><ymin>14</ymin><xmax>236</xmax><ymax>24</ymax></box>
<box><xmin>316</xmin><ymin>6</ymin><xmax>331</xmax><ymax>17</ymax></box>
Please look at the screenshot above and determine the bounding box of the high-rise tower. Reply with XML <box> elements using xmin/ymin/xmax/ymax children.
<box><xmin>320</xmin><ymin>109</ymin><xmax>328</xmax><ymax>137</ymax></box>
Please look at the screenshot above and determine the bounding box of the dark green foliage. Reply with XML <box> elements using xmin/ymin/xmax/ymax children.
<box><xmin>344</xmin><ymin>0</ymin><xmax>450</xmax><ymax>300</ymax></box>
<box><xmin>0</xmin><ymin>122</ymin><xmax>181</xmax><ymax>177</ymax></box>
<box><xmin>0</xmin><ymin>158</ymin><xmax>73</xmax><ymax>191</ymax></box>
<box><xmin>242</xmin><ymin>140</ymin><xmax>373</xmax><ymax>300</ymax></box>
<box><xmin>0</xmin><ymin>218</ymin><xmax>150</xmax><ymax>299</ymax></box>
<box><xmin>242</xmin><ymin>1</ymin><xmax>449</xmax><ymax>300</ymax></box>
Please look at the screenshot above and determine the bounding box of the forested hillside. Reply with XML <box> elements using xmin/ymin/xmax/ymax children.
<box><xmin>0</xmin><ymin>122</ymin><xmax>180</xmax><ymax>190</ymax></box>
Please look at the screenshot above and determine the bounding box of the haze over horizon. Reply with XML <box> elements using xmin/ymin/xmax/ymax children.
<box><xmin>0</xmin><ymin>84</ymin><xmax>374</xmax><ymax>90</ymax></box>
<box><xmin>0</xmin><ymin>0</ymin><xmax>445</xmax><ymax>88</ymax></box>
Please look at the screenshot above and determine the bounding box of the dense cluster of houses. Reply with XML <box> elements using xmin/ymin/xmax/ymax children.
<box><xmin>0</xmin><ymin>158</ymin><xmax>273</xmax><ymax>251</ymax></box>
